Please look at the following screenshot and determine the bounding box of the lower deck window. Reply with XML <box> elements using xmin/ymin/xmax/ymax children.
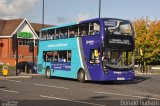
<box><xmin>43</xmin><ymin>50</ymin><xmax>71</xmax><ymax>63</ymax></box>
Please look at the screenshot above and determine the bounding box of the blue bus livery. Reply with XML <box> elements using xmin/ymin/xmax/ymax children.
<box><xmin>37</xmin><ymin>18</ymin><xmax>135</xmax><ymax>82</ymax></box>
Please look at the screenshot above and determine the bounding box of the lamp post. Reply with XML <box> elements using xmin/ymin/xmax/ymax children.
<box><xmin>42</xmin><ymin>0</ymin><xmax>47</xmax><ymax>40</ymax></box>
<box><xmin>99</xmin><ymin>0</ymin><xmax>101</xmax><ymax>18</ymax></box>
<box><xmin>42</xmin><ymin>0</ymin><xmax>44</xmax><ymax>29</ymax></box>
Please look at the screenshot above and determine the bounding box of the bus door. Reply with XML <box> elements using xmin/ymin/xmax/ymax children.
<box><xmin>88</xmin><ymin>49</ymin><xmax>101</xmax><ymax>71</ymax></box>
<box><xmin>42</xmin><ymin>52</ymin><xmax>47</xmax><ymax>70</ymax></box>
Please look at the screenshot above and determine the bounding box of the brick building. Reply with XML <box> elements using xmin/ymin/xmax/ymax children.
<box><xmin>0</xmin><ymin>18</ymin><xmax>50</xmax><ymax>66</ymax></box>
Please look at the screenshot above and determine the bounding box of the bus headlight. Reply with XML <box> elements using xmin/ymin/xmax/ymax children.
<box><xmin>103</xmin><ymin>67</ymin><xmax>107</xmax><ymax>73</ymax></box>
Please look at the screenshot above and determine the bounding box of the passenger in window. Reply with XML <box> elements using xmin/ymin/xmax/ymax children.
<box><xmin>75</xmin><ymin>32</ymin><xmax>78</xmax><ymax>37</ymax></box>
<box><xmin>93</xmin><ymin>30</ymin><xmax>100</xmax><ymax>35</ymax></box>
<box><xmin>54</xmin><ymin>56</ymin><xmax>58</xmax><ymax>62</ymax></box>
<box><xmin>58</xmin><ymin>58</ymin><xmax>61</xmax><ymax>62</ymax></box>
<box><xmin>68</xmin><ymin>58</ymin><xmax>71</xmax><ymax>62</ymax></box>
<box><xmin>81</xmin><ymin>30</ymin><xmax>87</xmax><ymax>36</ymax></box>
<box><xmin>102</xmin><ymin>56</ymin><xmax>107</xmax><ymax>61</ymax></box>
<box><xmin>69</xmin><ymin>31</ymin><xmax>74</xmax><ymax>37</ymax></box>
<box><xmin>68</xmin><ymin>52</ymin><xmax>71</xmax><ymax>62</ymax></box>
<box><xmin>64</xmin><ymin>32</ymin><xmax>68</xmax><ymax>38</ymax></box>
<box><xmin>60</xmin><ymin>33</ymin><xmax>63</xmax><ymax>38</ymax></box>
<box><xmin>55</xmin><ymin>34</ymin><xmax>59</xmax><ymax>39</ymax></box>
<box><xmin>47</xmin><ymin>57</ymin><xmax>51</xmax><ymax>62</ymax></box>
<box><xmin>63</xmin><ymin>58</ymin><xmax>66</xmax><ymax>62</ymax></box>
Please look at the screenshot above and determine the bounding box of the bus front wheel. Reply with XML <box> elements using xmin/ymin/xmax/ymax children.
<box><xmin>46</xmin><ymin>68</ymin><xmax>51</xmax><ymax>79</ymax></box>
<box><xmin>78</xmin><ymin>69</ymin><xmax>86</xmax><ymax>83</ymax></box>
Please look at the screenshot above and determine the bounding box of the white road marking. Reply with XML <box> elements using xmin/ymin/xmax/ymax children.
<box><xmin>1</xmin><ymin>79</ymin><xmax>22</xmax><ymax>83</ymax></box>
<box><xmin>34</xmin><ymin>83</ymin><xmax>69</xmax><ymax>90</ymax></box>
<box><xmin>0</xmin><ymin>89</ymin><xmax>19</xmax><ymax>93</ymax></box>
<box><xmin>40</xmin><ymin>95</ymin><xmax>106</xmax><ymax>106</ymax></box>
<box><xmin>94</xmin><ymin>91</ymin><xmax>160</xmax><ymax>100</ymax></box>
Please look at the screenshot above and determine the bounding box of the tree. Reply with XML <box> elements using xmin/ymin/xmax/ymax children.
<box><xmin>134</xmin><ymin>17</ymin><xmax>160</xmax><ymax>64</ymax></box>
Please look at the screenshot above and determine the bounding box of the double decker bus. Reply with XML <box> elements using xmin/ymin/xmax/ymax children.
<box><xmin>37</xmin><ymin>18</ymin><xmax>135</xmax><ymax>82</ymax></box>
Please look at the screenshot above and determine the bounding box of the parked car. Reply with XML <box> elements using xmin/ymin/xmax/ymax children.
<box><xmin>17</xmin><ymin>61</ymin><xmax>37</xmax><ymax>74</ymax></box>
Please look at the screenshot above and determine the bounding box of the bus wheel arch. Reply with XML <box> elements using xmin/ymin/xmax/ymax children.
<box><xmin>77</xmin><ymin>68</ymin><xmax>86</xmax><ymax>83</ymax></box>
<box><xmin>45</xmin><ymin>66</ymin><xmax>52</xmax><ymax>79</ymax></box>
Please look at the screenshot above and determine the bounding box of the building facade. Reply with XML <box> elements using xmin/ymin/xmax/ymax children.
<box><xmin>0</xmin><ymin>18</ymin><xmax>49</xmax><ymax>66</ymax></box>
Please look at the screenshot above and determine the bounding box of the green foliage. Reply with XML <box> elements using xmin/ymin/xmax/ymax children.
<box><xmin>134</xmin><ymin>17</ymin><xmax>160</xmax><ymax>64</ymax></box>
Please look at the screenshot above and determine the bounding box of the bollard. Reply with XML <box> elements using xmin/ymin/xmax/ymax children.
<box><xmin>2</xmin><ymin>65</ymin><xmax>8</xmax><ymax>77</ymax></box>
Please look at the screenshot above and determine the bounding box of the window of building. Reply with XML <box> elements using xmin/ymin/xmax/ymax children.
<box><xmin>19</xmin><ymin>39</ymin><xmax>33</xmax><ymax>46</ymax></box>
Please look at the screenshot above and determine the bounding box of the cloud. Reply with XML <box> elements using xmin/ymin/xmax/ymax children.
<box><xmin>55</xmin><ymin>13</ymin><xmax>91</xmax><ymax>24</ymax></box>
<box><xmin>0</xmin><ymin>0</ymin><xmax>37</xmax><ymax>19</ymax></box>
<box><xmin>76</xmin><ymin>13</ymin><xmax>91</xmax><ymax>22</ymax></box>
<box><xmin>56</xmin><ymin>17</ymin><xmax>69</xmax><ymax>24</ymax></box>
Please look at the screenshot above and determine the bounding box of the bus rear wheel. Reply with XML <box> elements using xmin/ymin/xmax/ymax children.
<box><xmin>78</xmin><ymin>69</ymin><xmax>86</xmax><ymax>83</ymax></box>
<box><xmin>46</xmin><ymin>68</ymin><xmax>51</xmax><ymax>79</ymax></box>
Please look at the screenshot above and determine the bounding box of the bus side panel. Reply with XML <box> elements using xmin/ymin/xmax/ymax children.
<box><xmin>81</xmin><ymin>35</ymin><xmax>105</xmax><ymax>81</ymax></box>
<box><xmin>37</xmin><ymin>38</ymin><xmax>83</xmax><ymax>79</ymax></box>
<box><xmin>53</xmin><ymin>48</ymin><xmax>82</xmax><ymax>79</ymax></box>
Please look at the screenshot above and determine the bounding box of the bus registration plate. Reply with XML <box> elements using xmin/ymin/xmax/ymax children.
<box><xmin>117</xmin><ymin>77</ymin><xmax>125</xmax><ymax>80</ymax></box>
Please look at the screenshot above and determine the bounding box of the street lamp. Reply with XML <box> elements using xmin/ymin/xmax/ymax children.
<box><xmin>99</xmin><ymin>0</ymin><xmax>101</xmax><ymax>18</ymax></box>
<box><xmin>42</xmin><ymin>0</ymin><xmax>44</xmax><ymax>29</ymax></box>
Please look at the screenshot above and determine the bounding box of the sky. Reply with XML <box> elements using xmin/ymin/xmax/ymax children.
<box><xmin>0</xmin><ymin>0</ymin><xmax>160</xmax><ymax>25</ymax></box>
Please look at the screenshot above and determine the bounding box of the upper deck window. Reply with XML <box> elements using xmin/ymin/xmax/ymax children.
<box><xmin>40</xmin><ymin>20</ymin><xmax>101</xmax><ymax>40</ymax></box>
<box><xmin>104</xmin><ymin>20</ymin><xmax>132</xmax><ymax>36</ymax></box>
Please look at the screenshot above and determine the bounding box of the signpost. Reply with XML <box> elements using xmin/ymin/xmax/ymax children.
<box><xmin>14</xmin><ymin>34</ymin><xmax>18</xmax><ymax>76</ymax></box>
<box><xmin>29</xmin><ymin>42</ymin><xmax>35</xmax><ymax>68</ymax></box>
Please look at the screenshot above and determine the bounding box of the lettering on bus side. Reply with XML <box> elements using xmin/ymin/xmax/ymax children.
<box><xmin>86</xmin><ymin>40</ymin><xmax>94</xmax><ymax>45</ymax></box>
<box><xmin>51</xmin><ymin>63</ymin><xmax>71</xmax><ymax>71</ymax></box>
<box><xmin>48</xmin><ymin>43</ymin><xmax>68</xmax><ymax>48</ymax></box>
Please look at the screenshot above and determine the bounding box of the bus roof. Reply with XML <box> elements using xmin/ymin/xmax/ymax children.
<box><xmin>41</xmin><ymin>22</ymin><xmax>78</xmax><ymax>31</ymax></box>
<box><xmin>41</xmin><ymin>18</ymin><xmax>102</xmax><ymax>32</ymax></box>
<box><xmin>41</xmin><ymin>18</ymin><xmax>130</xmax><ymax>32</ymax></box>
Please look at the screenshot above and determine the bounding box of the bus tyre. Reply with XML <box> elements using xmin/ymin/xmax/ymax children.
<box><xmin>46</xmin><ymin>68</ymin><xmax>51</xmax><ymax>79</ymax></box>
<box><xmin>78</xmin><ymin>69</ymin><xmax>86</xmax><ymax>83</ymax></box>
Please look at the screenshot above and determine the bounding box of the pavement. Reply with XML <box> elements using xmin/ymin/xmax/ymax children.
<box><xmin>0</xmin><ymin>70</ymin><xmax>39</xmax><ymax>79</ymax></box>
<box><xmin>0</xmin><ymin>74</ymin><xmax>160</xmax><ymax>106</ymax></box>
<box><xmin>0</xmin><ymin>69</ymin><xmax>160</xmax><ymax>79</ymax></box>
<box><xmin>135</xmin><ymin>70</ymin><xmax>160</xmax><ymax>75</ymax></box>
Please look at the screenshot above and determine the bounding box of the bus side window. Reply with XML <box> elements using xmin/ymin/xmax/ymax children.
<box><xmin>46</xmin><ymin>52</ymin><xmax>54</xmax><ymax>62</ymax></box>
<box><xmin>41</xmin><ymin>31</ymin><xmax>47</xmax><ymax>40</ymax></box>
<box><xmin>69</xmin><ymin>25</ymin><xmax>78</xmax><ymax>38</ymax></box>
<box><xmin>67</xmin><ymin>51</ymin><xmax>71</xmax><ymax>62</ymax></box>
<box><xmin>90</xmin><ymin>49</ymin><xmax>100</xmax><ymax>64</ymax></box>
<box><xmin>69</xmin><ymin>30</ymin><xmax>75</xmax><ymax>38</ymax></box>
<box><xmin>43</xmin><ymin>52</ymin><xmax>46</xmax><ymax>62</ymax></box>
<box><xmin>89</xmin><ymin>22</ymin><xmax>100</xmax><ymax>35</ymax></box>
<box><xmin>58</xmin><ymin>51</ymin><xmax>67</xmax><ymax>62</ymax></box>
<box><xmin>53</xmin><ymin>51</ymin><xmax>58</xmax><ymax>62</ymax></box>
<box><xmin>79</xmin><ymin>23</ymin><xmax>89</xmax><ymax>37</ymax></box>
